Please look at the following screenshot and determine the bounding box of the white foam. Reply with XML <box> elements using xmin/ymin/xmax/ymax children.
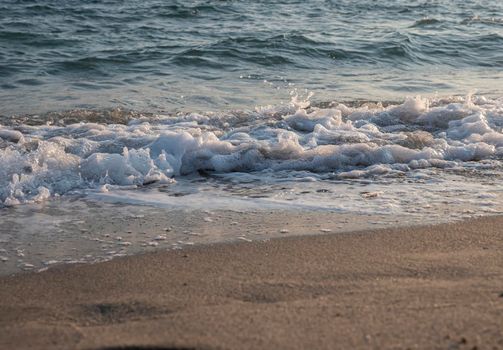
<box><xmin>1</xmin><ymin>94</ymin><xmax>503</xmax><ymax>208</ymax></box>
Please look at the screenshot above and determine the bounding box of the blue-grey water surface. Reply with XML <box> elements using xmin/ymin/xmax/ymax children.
<box><xmin>1</xmin><ymin>0</ymin><xmax>503</xmax><ymax>115</ymax></box>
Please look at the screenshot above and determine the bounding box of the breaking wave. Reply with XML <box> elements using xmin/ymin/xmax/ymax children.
<box><xmin>1</xmin><ymin>94</ymin><xmax>503</xmax><ymax>206</ymax></box>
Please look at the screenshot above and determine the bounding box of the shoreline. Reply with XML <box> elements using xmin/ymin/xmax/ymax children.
<box><xmin>1</xmin><ymin>197</ymin><xmax>441</xmax><ymax>277</ymax></box>
<box><xmin>1</xmin><ymin>216</ymin><xmax>503</xmax><ymax>349</ymax></box>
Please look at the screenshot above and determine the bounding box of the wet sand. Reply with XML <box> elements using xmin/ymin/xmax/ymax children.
<box><xmin>0</xmin><ymin>198</ymin><xmax>420</xmax><ymax>276</ymax></box>
<box><xmin>1</xmin><ymin>215</ymin><xmax>503</xmax><ymax>349</ymax></box>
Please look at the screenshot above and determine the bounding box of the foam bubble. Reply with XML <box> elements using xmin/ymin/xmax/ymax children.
<box><xmin>1</xmin><ymin>94</ymin><xmax>503</xmax><ymax>206</ymax></box>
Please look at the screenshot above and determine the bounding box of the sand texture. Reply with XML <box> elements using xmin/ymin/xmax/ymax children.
<box><xmin>1</xmin><ymin>215</ymin><xmax>503</xmax><ymax>349</ymax></box>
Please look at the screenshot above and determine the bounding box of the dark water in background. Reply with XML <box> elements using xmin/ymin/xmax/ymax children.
<box><xmin>1</xmin><ymin>0</ymin><xmax>503</xmax><ymax>115</ymax></box>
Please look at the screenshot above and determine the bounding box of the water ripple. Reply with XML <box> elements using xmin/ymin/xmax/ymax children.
<box><xmin>0</xmin><ymin>0</ymin><xmax>502</xmax><ymax>114</ymax></box>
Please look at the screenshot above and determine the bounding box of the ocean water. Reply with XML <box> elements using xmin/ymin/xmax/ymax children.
<box><xmin>1</xmin><ymin>0</ymin><xmax>503</xmax><ymax>114</ymax></box>
<box><xmin>1</xmin><ymin>0</ymin><xmax>503</xmax><ymax>217</ymax></box>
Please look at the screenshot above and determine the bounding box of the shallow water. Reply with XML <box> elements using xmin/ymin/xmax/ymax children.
<box><xmin>1</xmin><ymin>0</ymin><xmax>503</xmax><ymax>114</ymax></box>
<box><xmin>0</xmin><ymin>198</ymin><xmax>463</xmax><ymax>275</ymax></box>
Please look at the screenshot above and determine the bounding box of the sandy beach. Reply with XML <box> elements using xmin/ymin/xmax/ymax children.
<box><xmin>1</xmin><ymin>214</ymin><xmax>503</xmax><ymax>350</ymax></box>
<box><xmin>3</xmin><ymin>0</ymin><xmax>503</xmax><ymax>349</ymax></box>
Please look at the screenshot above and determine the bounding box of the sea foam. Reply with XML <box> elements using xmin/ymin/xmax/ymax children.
<box><xmin>1</xmin><ymin>94</ymin><xmax>503</xmax><ymax>206</ymax></box>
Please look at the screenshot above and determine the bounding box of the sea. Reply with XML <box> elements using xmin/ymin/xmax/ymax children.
<box><xmin>1</xmin><ymin>0</ymin><xmax>503</xmax><ymax>272</ymax></box>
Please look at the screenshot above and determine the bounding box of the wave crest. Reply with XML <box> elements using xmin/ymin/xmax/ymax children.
<box><xmin>1</xmin><ymin>94</ymin><xmax>503</xmax><ymax>206</ymax></box>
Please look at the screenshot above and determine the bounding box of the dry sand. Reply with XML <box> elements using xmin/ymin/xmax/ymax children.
<box><xmin>1</xmin><ymin>215</ymin><xmax>503</xmax><ymax>349</ymax></box>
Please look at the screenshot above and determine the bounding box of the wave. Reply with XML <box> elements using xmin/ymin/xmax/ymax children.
<box><xmin>461</xmin><ymin>16</ymin><xmax>503</xmax><ymax>26</ymax></box>
<box><xmin>1</xmin><ymin>94</ymin><xmax>503</xmax><ymax>206</ymax></box>
<box><xmin>410</xmin><ymin>18</ymin><xmax>443</xmax><ymax>28</ymax></box>
<box><xmin>154</xmin><ymin>3</ymin><xmax>238</xmax><ymax>19</ymax></box>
